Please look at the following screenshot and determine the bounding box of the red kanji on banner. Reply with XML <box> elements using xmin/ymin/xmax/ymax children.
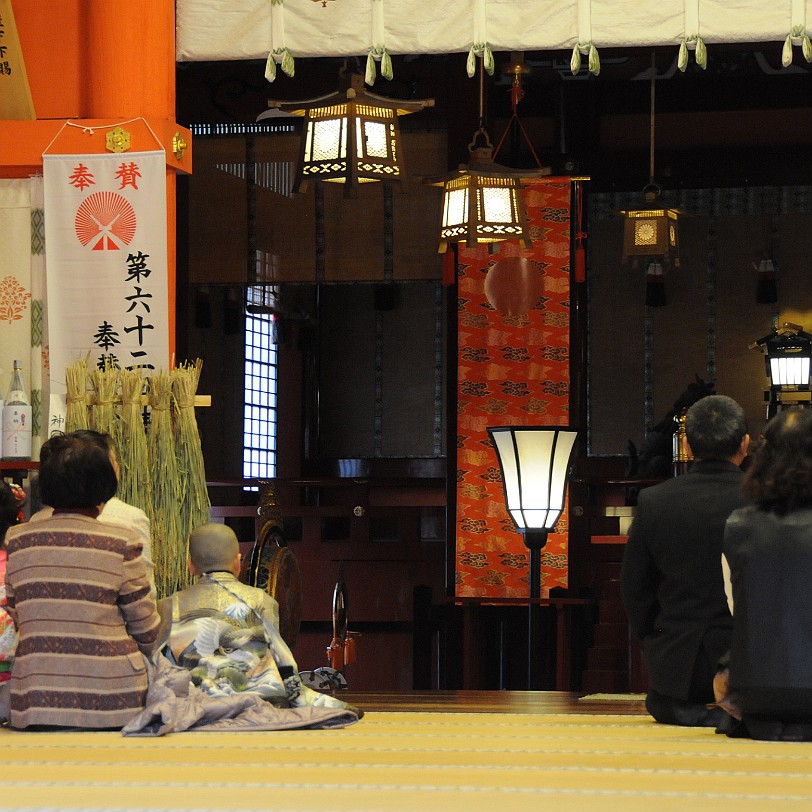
<box><xmin>68</xmin><ymin>163</ymin><xmax>95</xmax><ymax>190</ymax></box>
<box><xmin>115</xmin><ymin>162</ymin><xmax>142</xmax><ymax>190</ymax></box>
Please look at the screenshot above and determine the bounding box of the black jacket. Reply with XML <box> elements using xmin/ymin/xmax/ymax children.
<box><xmin>620</xmin><ymin>460</ymin><xmax>745</xmax><ymax>699</ymax></box>
<box><xmin>724</xmin><ymin>505</ymin><xmax>812</xmax><ymax>710</ymax></box>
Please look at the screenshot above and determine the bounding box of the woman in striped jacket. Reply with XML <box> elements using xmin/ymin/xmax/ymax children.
<box><xmin>4</xmin><ymin>434</ymin><xmax>161</xmax><ymax>729</ymax></box>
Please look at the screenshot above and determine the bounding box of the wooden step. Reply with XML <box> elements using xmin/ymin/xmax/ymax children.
<box><xmin>580</xmin><ymin>669</ymin><xmax>632</xmax><ymax>694</ymax></box>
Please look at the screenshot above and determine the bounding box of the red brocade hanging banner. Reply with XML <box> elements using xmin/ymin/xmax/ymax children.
<box><xmin>455</xmin><ymin>179</ymin><xmax>572</xmax><ymax>598</ymax></box>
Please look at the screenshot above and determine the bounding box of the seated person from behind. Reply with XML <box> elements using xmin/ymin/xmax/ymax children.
<box><xmin>32</xmin><ymin>429</ymin><xmax>156</xmax><ymax>600</ymax></box>
<box><xmin>4</xmin><ymin>434</ymin><xmax>160</xmax><ymax>730</ymax></box>
<box><xmin>160</xmin><ymin>522</ymin><xmax>359</xmax><ymax>714</ymax></box>
<box><xmin>621</xmin><ymin>394</ymin><xmax>750</xmax><ymax>727</ymax></box>
<box><xmin>719</xmin><ymin>408</ymin><xmax>812</xmax><ymax>737</ymax></box>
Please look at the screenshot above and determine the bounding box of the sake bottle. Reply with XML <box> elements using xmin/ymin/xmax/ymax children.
<box><xmin>2</xmin><ymin>360</ymin><xmax>32</xmax><ymax>460</ymax></box>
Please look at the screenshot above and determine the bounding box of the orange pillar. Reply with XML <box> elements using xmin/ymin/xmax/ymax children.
<box><xmin>2</xmin><ymin>0</ymin><xmax>188</xmax><ymax>356</ymax></box>
<box><xmin>83</xmin><ymin>2</ymin><xmax>179</xmax><ymax>351</ymax></box>
<box><xmin>83</xmin><ymin>4</ymin><xmax>175</xmax><ymax>120</ymax></box>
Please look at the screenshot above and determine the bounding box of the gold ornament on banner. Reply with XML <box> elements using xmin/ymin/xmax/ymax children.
<box><xmin>105</xmin><ymin>126</ymin><xmax>131</xmax><ymax>153</ymax></box>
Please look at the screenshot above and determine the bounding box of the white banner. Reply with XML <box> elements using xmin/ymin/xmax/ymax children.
<box><xmin>43</xmin><ymin>150</ymin><xmax>169</xmax><ymax>432</ymax></box>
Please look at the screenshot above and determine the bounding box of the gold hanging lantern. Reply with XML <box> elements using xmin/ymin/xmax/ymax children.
<box><xmin>268</xmin><ymin>73</ymin><xmax>434</xmax><ymax>193</ymax></box>
<box><xmin>434</xmin><ymin>138</ymin><xmax>540</xmax><ymax>252</ymax></box>
<box><xmin>621</xmin><ymin>188</ymin><xmax>680</xmax><ymax>266</ymax></box>
<box><xmin>621</xmin><ymin>52</ymin><xmax>683</xmax><ymax>268</ymax></box>
<box><xmin>427</xmin><ymin>54</ymin><xmax>549</xmax><ymax>254</ymax></box>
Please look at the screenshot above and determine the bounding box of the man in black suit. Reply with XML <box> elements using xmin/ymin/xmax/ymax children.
<box><xmin>621</xmin><ymin>394</ymin><xmax>750</xmax><ymax>726</ymax></box>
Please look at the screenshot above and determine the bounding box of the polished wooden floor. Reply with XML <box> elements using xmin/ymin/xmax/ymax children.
<box><xmin>343</xmin><ymin>690</ymin><xmax>648</xmax><ymax>715</ymax></box>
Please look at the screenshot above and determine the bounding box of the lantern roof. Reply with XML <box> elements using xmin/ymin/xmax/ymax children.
<box><xmin>268</xmin><ymin>73</ymin><xmax>435</xmax><ymax>118</ymax></box>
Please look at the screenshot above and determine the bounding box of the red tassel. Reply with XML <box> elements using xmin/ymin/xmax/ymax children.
<box><xmin>756</xmin><ymin>259</ymin><xmax>778</xmax><ymax>304</ymax></box>
<box><xmin>575</xmin><ymin>241</ymin><xmax>586</xmax><ymax>283</ymax></box>
<box><xmin>645</xmin><ymin>262</ymin><xmax>666</xmax><ymax>307</ymax></box>
<box><xmin>442</xmin><ymin>249</ymin><xmax>456</xmax><ymax>287</ymax></box>
<box><xmin>574</xmin><ymin>181</ymin><xmax>587</xmax><ymax>284</ymax></box>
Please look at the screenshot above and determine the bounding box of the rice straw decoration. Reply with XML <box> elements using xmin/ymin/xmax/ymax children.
<box><xmin>65</xmin><ymin>358</ymin><xmax>90</xmax><ymax>433</ymax></box>
<box><xmin>117</xmin><ymin>367</ymin><xmax>152</xmax><ymax>517</ymax></box>
<box><xmin>90</xmin><ymin>360</ymin><xmax>118</xmax><ymax>438</ymax></box>
<box><xmin>147</xmin><ymin>370</ymin><xmax>187</xmax><ymax>598</ymax></box>
<box><xmin>172</xmin><ymin>358</ymin><xmax>210</xmax><ymax>547</ymax></box>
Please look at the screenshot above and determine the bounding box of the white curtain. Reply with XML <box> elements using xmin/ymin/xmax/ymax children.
<box><xmin>176</xmin><ymin>0</ymin><xmax>803</xmax><ymax>61</ymax></box>
<box><xmin>0</xmin><ymin>178</ymin><xmax>46</xmax><ymax>457</ymax></box>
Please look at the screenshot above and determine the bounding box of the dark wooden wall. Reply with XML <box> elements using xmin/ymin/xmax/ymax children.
<box><xmin>589</xmin><ymin>190</ymin><xmax>812</xmax><ymax>458</ymax></box>
<box><xmin>175</xmin><ymin>50</ymin><xmax>812</xmax><ymax>692</ymax></box>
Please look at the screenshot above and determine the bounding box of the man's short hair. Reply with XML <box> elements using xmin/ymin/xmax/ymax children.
<box><xmin>39</xmin><ymin>434</ymin><xmax>118</xmax><ymax>509</ymax></box>
<box><xmin>40</xmin><ymin>430</ymin><xmax>116</xmax><ymax>465</ymax></box>
<box><xmin>685</xmin><ymin>394</ymin><xmax>747</xmax><ymax>461</ymax></box>
<box><xmin>189</xmin><ymin>522</ymin><xmax>240</xmax><ymax>574</ymax></box>
<box><xmin>67</xmin><ymin>429</ymin><xmax>117</xmax><ymax>458</ymax></box>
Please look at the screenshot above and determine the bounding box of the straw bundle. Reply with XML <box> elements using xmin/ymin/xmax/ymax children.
<box><xmin>90</xmin><ymin>361</ymin><xmax>118</xmax><ymax>438</ymax></box>
<box><xmin>172</xmin><ymin>359</ymin><xmax>210</xmax><ymax>547</ymax></box>
<box><xmin>117</xmin><ymin>367</ymin><xmax>151</xmax><ymax>517</ymax></box>
<box><xmin>65</xmin><ymin>358</ymin><xmax>90</xmax><ymax>433</ymax></box>
<box><xmin>147</xmin><ymin>370</ymin><xmax>187</xmax><ymax>598</ymax></box>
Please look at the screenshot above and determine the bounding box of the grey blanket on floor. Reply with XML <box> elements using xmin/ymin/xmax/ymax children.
<box><xmin>122</xmin><ymin>654</ymin><xmax>360</xmax><ymax>736</ymax></box>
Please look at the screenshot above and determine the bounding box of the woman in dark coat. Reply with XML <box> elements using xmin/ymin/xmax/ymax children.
<box><xmin>4</xmin><ymin>434</ymin><xmax>160</xmax><ymax>729</ymax></box>
<box><xmin>721</xmin><ymin>408</ymin><xmax>812</xmax><ymax>739</ymax></box>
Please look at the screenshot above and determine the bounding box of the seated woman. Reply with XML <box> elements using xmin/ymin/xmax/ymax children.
<box><xmin>721</xmin><ymin>408</ymin><xmax>812</xmax><ymax>739</ymax></box>
<box><xmin>4</xmin><ymin>435</ymin><xmax>160</xmax><ymax>730</ymax></box>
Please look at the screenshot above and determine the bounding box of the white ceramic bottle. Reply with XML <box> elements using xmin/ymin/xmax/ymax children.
<box><xmin>2</xmin><ymin>360</ymin><xmax>32</xmax><ymax>460</ymax></box>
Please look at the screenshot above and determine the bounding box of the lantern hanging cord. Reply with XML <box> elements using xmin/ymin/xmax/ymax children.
<box><xmin>338</xmin><ymin>55</ymin><xmax>364</xmax><ymax>81</ymax></box>
<box><xmin>576</xmin><ymin>181</ymin><xmax>586</xmax><ymax>242</ymax></box>
<box><xmin>492</xmin><ymin>58</ymin><xmax>543</xmax><ymax>168</ymax></box>
<box><xmin>478</xmin><ymin>57</ymin><xmax>487</xmax><ymax>134</ymax></box>
<box><xmin>649</xmin><ymin>50</ymin><xmax>656</xmax><ymax>186</ymax></box>
<box><xmin>468</xmin><ymin>57</ymin><xmax>492</xmax><ymax>151</ymax></box>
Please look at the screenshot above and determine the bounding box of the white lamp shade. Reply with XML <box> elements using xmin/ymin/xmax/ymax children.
<box><xmin>769</xmin><ymin>355</ymin><xmax>811</xmax><ymax>387</ymax></box>
<box><xmin>305</xmin><ymin>113</ymin><xmax>348</xmax><ymax>164</ymax></box>
<box><xmin>754</xmin><ymin>324</ymin><xmax>812</xmax><ymax>393</ymax></box>
<box><xmin>488</xmin><ymin>426</ymin><xmax>578</xmax><ymax>531</ymax></box>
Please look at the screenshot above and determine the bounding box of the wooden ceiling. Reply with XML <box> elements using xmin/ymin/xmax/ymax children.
<box><xmin>176</xmin><ymin>47</ymin><xmax>812</xmax><ymax>192</ymax></box>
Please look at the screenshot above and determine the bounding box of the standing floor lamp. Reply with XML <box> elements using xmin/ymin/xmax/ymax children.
<box><xmin>488</xmin><ymin>426</ymin><xmax>578</xmax><ymax>690</ymax></box>
<box><xmin>751</xmin><ymin>323</ymin><xmax>812</xmax><ymax>418</ymax></box>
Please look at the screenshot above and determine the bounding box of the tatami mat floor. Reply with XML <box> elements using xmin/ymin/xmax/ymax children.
<box><xmin>2</xmin><ymin>692</ymin><xmax>812</xmax><ymax>811</ymax></box>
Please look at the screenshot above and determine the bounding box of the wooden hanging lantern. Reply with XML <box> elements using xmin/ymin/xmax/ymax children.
<box><xmin>268</xmin><ymin>73</ymin><xmax>434</xmax><ymax>193</ymax></box>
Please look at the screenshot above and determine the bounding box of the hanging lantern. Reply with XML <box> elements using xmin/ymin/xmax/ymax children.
<box><xmin>432</xmin><ymin>139</ymin><xmax>547</xmax><ymax>253</ymax></box>
<box><xmin>268</xmin><ymin>73</ymin><xmax>434</xmax><ymax>193</ymax></box>
<box><xmin>621</xmin><ymin>187</ymin><xmax>681</xmax><ymax>268</ymax></box>
<box><xmin>621</xmin><ymin>52</ymin><xmax>683</xmax><ymax>268</ymax></box>
<box><xmin>426</xmin><ymin>55</ymin><xmax>550</xmax><ymax>254</ymax></box>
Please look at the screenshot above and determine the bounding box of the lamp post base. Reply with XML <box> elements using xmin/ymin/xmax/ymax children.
<box><xmin>525</xmin><ymin>529</ymin><xmax>549</xmax><ymax>690</ymax></box>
